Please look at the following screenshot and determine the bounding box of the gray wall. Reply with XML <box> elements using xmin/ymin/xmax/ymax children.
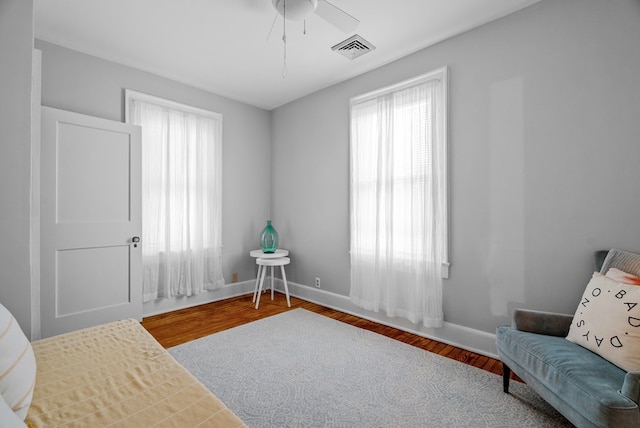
<box><xmin>0</xmin><ymin>0</ymin><xmax>34</xmax><ymax>336</ymax></box>
<box><xmin>271</xmin><ymin>0</ymin><xmax>640</xmax><ymax>334</ymax></box>
<box><xmin>10</xmin><ymin>0</ymin><xmax>640</xmax><ymax>342</ymax></box>
<box><xmin>35</xmin><ymin>40</ymin><xmax>272</xmax><ymax>316</ymax></box>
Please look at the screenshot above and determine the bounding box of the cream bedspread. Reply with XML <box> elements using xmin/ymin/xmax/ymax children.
<box><xmin>26</xmin><ymin>319</ymin><xmax>246</xmax><ymax>427</ymax></box>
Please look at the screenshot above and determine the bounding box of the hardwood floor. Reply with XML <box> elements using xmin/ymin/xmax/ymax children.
<box><xmin>141</xmin><ymin>292</ymin><xmax>506</xmax><ymax>378</ymax></box>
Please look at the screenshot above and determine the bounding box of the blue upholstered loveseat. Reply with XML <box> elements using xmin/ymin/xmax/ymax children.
<box><xmin>496</xmin><ymin>250</ymin><xmax>640</xmax><ymax>428</ymax></box>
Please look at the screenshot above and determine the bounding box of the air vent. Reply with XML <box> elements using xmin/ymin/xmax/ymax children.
<box><xmin>331</xmin><ymin>34</ymin><xmax>375</xmax><ymax>60</ymax></box>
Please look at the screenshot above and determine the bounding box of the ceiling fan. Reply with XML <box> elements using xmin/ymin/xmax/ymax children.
<box><xmin>270</xmin><ymin>0</ymin><xmax>359</xmax><ymax>34</ymax></box>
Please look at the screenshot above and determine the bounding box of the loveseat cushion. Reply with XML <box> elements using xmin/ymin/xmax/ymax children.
<box><xmin>497</xmin><ymin>326</ymin><xmax>639</xmax><ymax>427</ymax></box>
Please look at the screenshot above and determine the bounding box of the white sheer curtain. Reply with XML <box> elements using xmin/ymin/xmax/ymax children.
<box><xmin>349</xmin><ymin>71</ymin><xmax>447</xmax><ymax>328</ymax></box>
<box><xmin>128</xmin><ymin>95</ymin><xmax>224</xmax><ymax>302</ymax></box>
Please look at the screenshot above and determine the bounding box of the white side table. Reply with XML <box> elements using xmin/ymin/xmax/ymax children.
<box><xmin>249</xmin><ymin>249</ymin><xmax>289</xmax><ymax>259</ymax></box>
<box><xmin>255</xmin><ymin>257</ymin><xmax>291</xmax><ymax>309</ymax></box>
<box><xmin>250</xmin><ymin>249</ymin><xmax>289</xmax><ymax>305</ymax></box>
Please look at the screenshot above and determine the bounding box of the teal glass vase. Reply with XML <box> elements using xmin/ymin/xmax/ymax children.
<box><xmin>260</xmin><ymin>220</ymin><xmax>279</xmax><ymax>253</ymax></box>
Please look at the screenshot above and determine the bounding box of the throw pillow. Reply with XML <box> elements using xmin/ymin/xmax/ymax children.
<box><xmin>606</xmin><ymin>268</ymin><xmax>640</xmax><ymax>285</ymax></box>
<box><xmin>0</xmin><ymin>394</ymin><xmax>25</xmax><ymax>427</ymax></box>
<box><xmin>566</xmin><ymin>272</ymin><xmax>640</xmax><ymax>372</ymax></box>
<box><xmin>0</xmin><ymin>302</ymin><xmax>36</xmax><ymax>420</ymax></box>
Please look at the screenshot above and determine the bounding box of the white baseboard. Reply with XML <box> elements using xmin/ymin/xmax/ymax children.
<box><xmin>142</xmin><ymin>278</ymin><xmax>499</xmax><ymax>359</ymax></box>
<box><xmin>280</xmin><ymin>280</ymin><xmax>499</xmax><ymax>359</ymax></box>
<box><xmin>142</xmin><ymin>280</ymin><xmax>255</xmax><ymax>318</ymax></box>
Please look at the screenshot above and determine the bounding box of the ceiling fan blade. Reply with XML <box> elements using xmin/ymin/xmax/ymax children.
<box><xmin>315</xmin><ymin>0</ymin><xmax>359</xmax><ymax>33</ymax></box>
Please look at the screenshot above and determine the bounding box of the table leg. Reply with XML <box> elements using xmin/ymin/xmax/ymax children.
<box><xmin>270</xmin><ymin>266</ymin><xmax>275</xmax><ymax>300</ymax></box>
<box><xmin>255</xmin><ymin>266</ymin><xmax>267</xmax><ymax>309</ymax></box>
<box><xmin>252</xmin><ymin>264</ymin><xmax>263</xmax><ymax>303</ymax></box>
<box><xmin>281</xmin><ymin>265</ymin><xmax>291</xmax><ymax>307</ymax></box>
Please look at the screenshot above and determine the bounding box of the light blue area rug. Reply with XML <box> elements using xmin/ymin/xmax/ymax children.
<box><xmin>169</xmin><ymin>309</ymin><xmax>571</xmax><ymax>427</ymax></box>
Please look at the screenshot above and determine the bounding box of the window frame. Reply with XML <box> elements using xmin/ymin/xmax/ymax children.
<box><xmin>125</xmin><ymin>90</ymin><xmax>222</xmax><ymax>123</ymax></box>
<box><xmin>349</xmin><ymin>66</ymin><xmax>450</xmax><ymax>278</ymax></box>
<box><xmin>124</xmin><ymin>89</ymin><xmax>223</xmax><ymax>253</ymax></box>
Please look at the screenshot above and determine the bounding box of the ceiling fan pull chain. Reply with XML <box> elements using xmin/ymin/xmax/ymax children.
<box><xmin>282</xmin><ymin>0</ymin><xmax>288</xmax><ymax>78</ymax></box>
<box><xmin>282</xmin><ymin>33</ymin><xmax>288</xmax><ymax>78</ymax></box>
<box><xmin>266</xmin><ymin>10</ymin><xmax>279</xmax><ymax>41</ymax></box>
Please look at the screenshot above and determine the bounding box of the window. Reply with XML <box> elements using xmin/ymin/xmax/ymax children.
<box><xmin>349</xmin><ymin>67</ymin><xmax>448</xmax><ymax>327</ymax></box>
<box><xmin>126</xmin><ymin>90</ymin><xmax>224</xmax><ymax>301</ymax></box>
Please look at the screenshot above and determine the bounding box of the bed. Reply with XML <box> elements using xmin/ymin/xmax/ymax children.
<box><xmin>0</xmin><ymin>306</ymin><xmax>245</xmax><ymax>428</ymax></box>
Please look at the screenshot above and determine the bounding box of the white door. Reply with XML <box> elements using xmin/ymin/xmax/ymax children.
<box><xmin>40</xmin><ymin>106</ymin><xmax>142</xmax><ymax>338</ymax></box>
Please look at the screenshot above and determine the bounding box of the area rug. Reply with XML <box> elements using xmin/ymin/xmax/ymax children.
<box><xmin>169</xmin><ymin>309</ymin><xmax>571</xmax><ymax>427</ymax></box>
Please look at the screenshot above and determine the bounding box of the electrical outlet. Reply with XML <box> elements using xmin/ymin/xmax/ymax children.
<box><xmin>315</xmin><ymin>277</ymin><xmax>321</xmax><ymax>288</ymax></box>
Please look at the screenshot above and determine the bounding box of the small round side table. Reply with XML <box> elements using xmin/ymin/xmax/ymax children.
<box><xmin>249</xmin><ymin>249</ymin><xmax>289</xmax><ymax>259</ymax></box>
<box><xmin>250</xmin><ymin>249</ymin><xmax>289</xmax><ymax>307</ymax></box>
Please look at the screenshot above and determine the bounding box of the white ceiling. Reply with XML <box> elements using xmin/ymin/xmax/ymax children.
<box><xmin>34</xmin><ymin>0</ymin><xmax>540</xmax><ymax>110</ymax></box>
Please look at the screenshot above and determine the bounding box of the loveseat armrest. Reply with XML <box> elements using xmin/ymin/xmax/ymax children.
<box><xmin>512</xmin><ymin>309</ymin><xmax>573</xmax><ymax>337</ymax></box>
<box><xmin>622</xmin><ymin>371</ymin><xmax>640</xmax><ymax>405</ymax></box>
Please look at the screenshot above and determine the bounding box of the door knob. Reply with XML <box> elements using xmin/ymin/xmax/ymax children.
<box><xmin>132</xmin><ymin>236</ymin><xmax>141</xmax><ymax>247</ymax></box>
